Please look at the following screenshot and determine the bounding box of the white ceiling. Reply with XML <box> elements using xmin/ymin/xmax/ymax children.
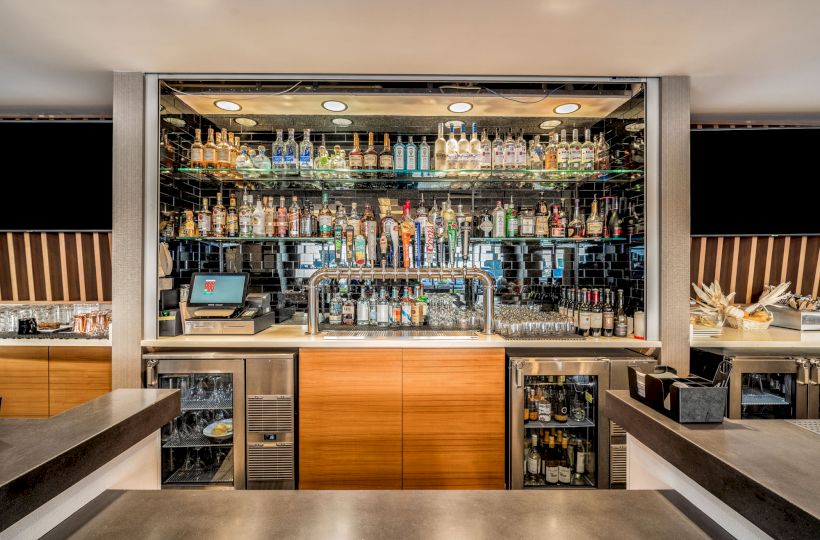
<box><xmin>2</xmin><ymin>0</ymin><xmax>819</xmax><ymax>122</ymax></box>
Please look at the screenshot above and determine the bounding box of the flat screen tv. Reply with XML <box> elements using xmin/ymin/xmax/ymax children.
<box><xmin>691</xmin><ymin>128</ymin><xmax>820</xmax><ymax>236</ymax></box>
<box><xmin>0</xmin><ymin>121</ymin><xmax>112</xmax><ymax>230</ymax></box>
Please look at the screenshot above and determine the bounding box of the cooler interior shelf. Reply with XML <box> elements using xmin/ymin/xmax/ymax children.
<box><xmin>741</xmin><ymin>388</ymin><xmax>789</xmax><ymax>407</ymax></box>
<box><xmin>525</xmin><ymin>418</ymin><xmax>595</xmax><ymax>429</ymax></box>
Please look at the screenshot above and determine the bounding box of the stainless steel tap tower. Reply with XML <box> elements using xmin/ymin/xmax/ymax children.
<box><xmin>305</xmin><ymin>267</ymin><xmax>495</xmax><ymax>335</ymax></box>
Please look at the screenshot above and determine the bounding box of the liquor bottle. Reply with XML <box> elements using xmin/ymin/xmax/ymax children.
<box><xmin>578</xmin><ymin>288</ymin><xmax>591</xmax><ymax>337</ymax></box>
<box><xmin>229</xmin><ymin>133</ymin><xmax>238</xmax><ymax>166</ymax></box>
<box><xmin>271</xmin><ymin>129</ymin><xmax>284</xmax><ymax>172</ymax></box>
<box><xmin>331</xmin><ymin>145</ymin><xmax>345</xmax><ymax>175</ymax></box>
<box><xmin>217</xmin><ymin>129</ymin><xmax>231</xmax><ymax>169</ymax></box>
<box><xmin>602</xmin><ymin>289</ymin><xmax>615</xmax><ymax>337</ymax></box>
<box><xmin>545</xmin><ymin>436</ymin><xmax>559</xmax><ymax>484</ymax></box>
<box><xmin>558</xmin><ymin>438</ymin><xmax>573</xmax><ymax>484</ymax></box>
<box><xmin>226</xmin><ymin>192</ymin><xmax>238</xmax><ymax>237</ymax></box>
<box><xmin>594</xmin><ymin>133</ymin><xmax>611</xmax><ymax>173</ymax></box>
<box><xmin>393</xmin><ymin>136</ymin><xmax>405</xmax><ymax>175</ymax></box>
<box><xmin>379</xmin><ymin>134</ymin><xmax>393</xmax><ymax>178</ymax></box>
<box><xmin>376</xmin><ymin>288</ymin><xmax>390</xmax><ymax>327</ymax></box>
<box><xmin>442</xmin><ymin>198</ymin><xmax>457</xmax><ymax>266</ymax></box>
<box><xmin>574</xmin><ymin>288</ymin><xmax>582</xmax><ymax>332</ymax></box>
<box><xmin>556</xmin><ymin>129</ymin><xmax>570</xmax><ymax>171</ymax></box>
<box><xmin>491</xmin><ymin>129</ymin><xmax>504</xmax><ymax>171</ymax></box>
<box><xmin>235</xmin><ymin>145</ymin><xmax>253</xmax><ymax>172</ymax></box>
<box><xmin>566</xmin><ymin>199</ymin><xmax>584</xmax><ymax>238</ymax></box>
<box><xmin>590</xmin><ymin>289</ymin><xmax>603</xmax><ymax>337</ymax></box>
<box><xmin>252</xmin><ymin>197</ymin><xmax>266</xmax><ymax>237</ymax></box>
<box><xmin>318</xmin><ymin>193</ymin><xmax>333</xmax><ymax>238</ymax></box>
<box><xmin>608</xmin><ymin>198</ymin><xmax>622</xmax><ymax>238</ymax></box>
<box><xmin>400</xmin><ymin>287</ymin><xmax>413</xmax><ymax>326</ymax></box>
<box><xmin>253</xmin><ymin>146</ymin><xmax>271</xmax><ymax>173</ymax></box>
<box><xmin>615</xmin><ymin>289</ymin><xmax>628</xmax><ymax>337</ymax></box>
<box><xmin>282</xmin><ymin>128</ymin><xmax>298</xmax><ymax>174</ymax></box>
<box><xmin>567</xmin><ymin>288</ymin><xmax>576</xmax><ymax>329</ymax></box>
<box><xmin>348</xmin><ymin>132</ymin><xmax>364</xmax><ymax>178</ymax></box>
<box><xmin>549</xmin><ymin>203</ymin><xmax>565</xmax><ymax>238</ymax></box>
<box><xmin>362</xmin><ymin>202</ymin><xmax>378</xmax><ymax>266</ymax></box>
<box><xmin>363</xmin><ymin>132</ymin><xmax>378</xmax><ymax>177</ymax></box>
<box><xmin>212</xmin><ymin>192</ymin><xmax>226</xmax><ymax>237</ymax></box>
<box><xmin>204</xmin><ymin>127</ymin><xmax>218</xmax><ymax>169</ymax></box>
<box><xmin>415</xmin><ymin>198</ymin><xmax>429</xmax><ymax>268</ymax></box>
<box><xmin>469</xmin><ymin>122</ymin><xmax>481</xmax><ymax>171</ymax></box>
<box><xmin>505</xmin><ymin>196</ymin><xmax>520</xmax><ymax>238</ymax></box>
<box><xmin>334</xmin><ymin>203</ymin><xmax>348</xmax><ymax>266</ymax></box>
<box><xmin>197</xmin><ymin>197</ymin><xmax>211</xmax><ymax>238</ymax></box>
<box><xmin>390</xmin><ymin>287</ymin><xmax>401</xmax><ymax>326</ymax></box>
<box><xmin>400</xmin><ymin>200</ymin><xmax>415</xmax><ymax>268</ymax></box>
<box><xmin>314</xmin><ymin>134</ymin><xmax>330</xmax><ymax>173</ymax></box>
<box><xmin>238</xmin><ymin>191</ymin><xmax>253</xmax><ymax>238</ymax></box>
<box><xmin>342</xmin><ymin>295</ymin><xmax>355</xmax><ymax>326</ymax></box>
<box><xmin>380</xmin><ymin>203</ymin><xmax>398</xmax><ymax>268</ymax></box>
<box><xmin>299</xmin><ymin>129</ymin><xmax>314</xmax><ymax>175</ymax></box>
<box><xmin>534</xmin><ymin>194</ymin><xmax>549</xmax><ymax>237</ymax></box>
<box><xmin>404</xmin><ymin>136</ymin><xmax>417</xmax><ymax>173</ymax></box>
<box><xmin>478</xmin><ymin>129</ymin><xmax>492</xmax><ymax>174</ymax></box>
<box><xmin>445</xmin><ymin>126</ymin><xmax>459</xmax><ymax>171</ymax></box>
<box><xmin>519</xmin><ymin>206</ymin><xmax>535</xmax><ymax>237</ymax></box>
<box><xmin>581</xmin><ymin>128</ymin><xmax>595</xmax><ymax>171</ymax></box>
<box><xmin>288</xmin><ymin>196</ymin><xmax>301</xmax><ymax>237</ymax></box>
<box><xmin>415</xmin><ymin>284</ymin><xmax>428</xmax><ymax>324</ymax></box>
<box><xmin>526</xmin><ymin>433</ymin><xmax>541</xmax><ymax>484</ymax></box>
<box><xmin>477</xmin><ymin>208</ymin><xmax>493</xmax><ymax>238</ymax></box>
<box><xmin>544</xmin><ymin>133</ymin><xmax>558</xmax><ymax>170</ymax></box>
<box><xmin>515</xmin><ymin>130</ymin><xmax>528</xmax><ymax>170</ymax></box>
<box><xmin>554</xmin><ymin>388</ymin><xmax>568</xmax><ymax>423</ymax></box>
<box><xmin>502</xmin><ymin>130</ymin><xmax>516</xmax><ymax>170</ymax></box>
<box><xmin>434</xmin><ymin>122</ymin><xmax>447</xmax><ymax>171</ymax></box>
<box><xmin>418</xmin><ymin>136</ymin><xmax>430</xmax><ymax>173</ymax></box>
<box><xmin>299</xmin><ymin>199</ymin><xmax>314</xmax><ymax>237</ymax></box>
<box><xmin>328</xmin><ymin>288</ymin><xmax>343</xmax><ymax>324</ymax></box>
<box><xmin>272</xmin><ymin>196</ymin><xmax>286</xmax><ymax>238</ymax></box>
<box><xmin>356</xmin><ymin>293</ymin><xmax>370</xmax><ymax>326</ymax></box>
<box><xmin>529</xmin><ymin>134</ymin><xmax>545</xmax><ymax>170</ymax></box>
<box><xmin>189</xmin><ymin>128</ymin><xmax>204</xmax><ymax>168</ymax></box>
<box><xmin>491</xmin><ymin>200</ymin><xmax>506</xmax><ymax>238</ymax></box>
<box><xmin>453</xmin><ymin>125</ymin><xmax>468</xmax><ymax>171</ymax></box>
<box><xmin>585</xmin><ymin>196</ymin><xmax>604</xmax><ymax>238</ymax></box>
<box><xmin>568</xmin><ymin>128</ymin><xmax>582</xmax><ymax>170</ymax></box>
<box><xmin>264</xmin><ymin>196</ymin><xmax>276</xmax><ymax>237</ymax></box>
<box><xmin>345</xmin><ymin>202</ymin><xmax>360</xmax><ymax>237</ymax></box>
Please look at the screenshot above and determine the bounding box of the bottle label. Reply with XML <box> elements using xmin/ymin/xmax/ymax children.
<box><xmin>204</xmin><ymin>148</ymin><xmax>216</xmax><ymax>162</ymax></box>
<box><xmin>377</xmin><ymin>304</ymin><xmax>389</xmax><ymax>324</ymax></box>
<box><xmin>579</xmin><ymin>313</ymin><xmax>591</xmax><ymax>330</ymax></box>
<box><xmin>406</xmin><ymin>147</ymin><xmax>417</xmax><ymax>170</ymax></box>
<box><xmin>197</xmin><ymin>214</ymin><xmax>211</xmax><ymax>234</ymax></box>
<box><xmin>507</xmin><ymin>217</ymin><xmax>520</xmax><ymax>237</ymax></box>
<box><xmin>527</xmin><ymin>454</ymin><xmax>540</xmax><ymax>475</ymax></box>
<box><xmin>576</xmin><ymin>452</ymin><xmax>586</xmax><ymax>474</ymax></box>
<box><xmin>217</xmin><ymin>148</ymin><xmax>230</xmax><ymax>162</ymax></box>
<box><xmin>537</xmin><ymin>402</ymin><xmax>551</xmax><ymax>422</ymax></box>
<box><xmin>191</xmin><ymin>148</ymin><xmax>203</xmax><ymax>162</ymax></box>
<box><xmin>349</xmin><ymin>154</ymin><xmax>363</xmax><ymax>168</ymax></box>
<box><xmin>603</xmin><ymin>313</ymin><xmax>614</xmax><ymax>330</ymax></box>
<box><xmin>546</xmin><ymin>466</ymin><xmax>559</xmax><ymax>484</ymax></box>
<box><xmin>520</xmin><ymin>217</ymin><xmax>535</xmax><ymax>236</ymax></box>
<box><xmin>380</xmin><ymin>155</ymin><xmax>393</xmax><ymax>170</ymax></box>
<box><xmin>591</xmin><ymin>312</ymin><xmax>603</xmax><ymax>329</ymax></box>
<box><xmin>363</xmin><ymin>154</ymin><xmax>377</xmax><ymax>168</ymax></box>
<box><xmin>419</xmin><ymin>148</ymin><xmax>430</xmax><ymax>170</ymax></box>
<box><xmin>569</xmin><ymin>147</ymin><xmax>581</xmax><ymax>164</ymax></box>
<box><xmin>615</xmin><ymin>322</ymin><xmax>628</xmax><ymax>337</ymax></box>
<box><xmin>394</xmin><ymin>146</ymin><xmax>405</xmax><ymax>170</ymax></box>
<box><xmin>299</xmin><ymin>148</ymin><xmax>312</xmax><ymax>166</ymax></box>
<box><xmin>284</xmin><ymin>147</ymin><xmax>296</xmax><ymax>164</ymax></box>
<box><xmin>558</xmin><ymin>465</ymin><xmax>572</xmax><ymax>484</ymax></box>
<box><xmin>581</xmin><ymin>147</ymin><xmax>595</xmax><ymax>165</ymax></box>
<box><xmin>587</xmin><ymin>221</ymin><xmax>603</xmax><ymax>236</ymax></box>
<box><xmin>401</xmin><ymin>304</ymin><xmax>412</xmax><ymax>325</ymax></box>
<box><xmin>319</xmin><ymin>215</ymin><xmax>332</xmax><ymax>236</ymax></box>
<box><xmin>272</xmin><ymin>148</ymin><xmax>283</xmax><ymax>164</ymax></box>
<box><xmin>557</xmin><ymin>148</ymin><xmax>569</xmax><ymax>166</ymax></box>
<box><xmin>550</xmin><ymin>225</ymin><xmax>565</xmax><ymax>238</ymax></box>
<box><xmin>342</xmin><ymin>305</ymin><xmax>355</xmax><ymax>325</ymax></box>
<box><xmin>288</xmin><ymin>213</ymin><xmax>300</xmax><ymax>236</ymax></box>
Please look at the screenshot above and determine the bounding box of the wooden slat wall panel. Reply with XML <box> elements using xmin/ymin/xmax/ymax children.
<box><xmin>0</xmin><ymin>232</ymin><xmax>111</xmax><ymax>302</ymax></box>
<box><xmin>691</xmin><ymin>235</ymin><xmax>820</xmax><ymax>303</ymax></box>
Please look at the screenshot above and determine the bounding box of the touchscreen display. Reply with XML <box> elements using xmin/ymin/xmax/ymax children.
<box><xmin>188</xmin><ymin>274</ymin><xmax>246</xmax><ymax>305</ymax></box>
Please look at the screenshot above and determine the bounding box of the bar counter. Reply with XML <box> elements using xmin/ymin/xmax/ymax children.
<box><xmin>141</xmin><ymin>323</ymin><xmax>660</xmax><ymax>349</ymax></box>
<box><xmin>45</xmin><ymin>489</ymin><xmax>728</xmax><ymax>539</ymax></box>
<box><xmin>606</xmin><ymin>390</ymin><xmax>820</xmax><ymax>539</ymax></box>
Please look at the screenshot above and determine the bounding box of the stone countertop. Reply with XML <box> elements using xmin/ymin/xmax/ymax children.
<box><xmin>142</xmin><ymin>323</ymin><xmax>661</xmax><ymax>349</ymax></box>
<box><xmin>606</xmin><ymin>390</ymin><xmax>820</xmax><ymax>539</ymax></box>
<box><xmin>44</xmin><ymin>489</ymin><xmax>728</xmax><ymax>540</ymax></box>
<box><xmin>690</xmin><ymin>326</ymin><xmax>820</xmax><ymax>351</ymax></box>
<box><xmin>0</xmin><ymin>389</ymin><xmax>179</xmax><ymax>532</ymax></box>
<box><xmin>0</xmin><ymin>334</ymin><xmax>111</xmax><ymax>347</ymax></box>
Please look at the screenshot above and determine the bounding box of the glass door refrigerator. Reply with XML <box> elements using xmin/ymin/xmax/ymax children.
<box><xmin>508</xmin><ymin>356</ymin><xmax>609</xmax><ymax>489</ymax></box>
<box><xmin>145</xmin><ymin>354</ymin><xmax>245</xmax><ymax>489</ymax></box>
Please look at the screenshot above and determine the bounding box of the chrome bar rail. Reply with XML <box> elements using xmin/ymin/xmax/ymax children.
<box><xmin>305</xmin><ymin>267</ymin><xmax>495</xmax><ymax>335</ymax></box>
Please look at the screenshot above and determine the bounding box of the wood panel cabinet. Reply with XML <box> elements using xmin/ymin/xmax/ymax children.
<box><xmin>0</xmin><ymin>346</ymin><xmax>49</xmax><ymax>418</ymax></box>
<box><xmin>402</xmin><ymin>348</ymin><xmax>506</xmax><ymax>489</ymax></box>
<box><xmin>299</xmin><ymin>349</ymin><xmax>403</xmax><ymax>489</ymax></box>
<box><xmin>49</xmin><ymin>346</ymin><xmax>112</xmax><ymax>416</ymax></box>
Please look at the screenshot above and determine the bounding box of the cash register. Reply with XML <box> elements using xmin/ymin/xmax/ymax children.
<box><xmin>183</xmin><ymin>272</ymin><xmax>278</xmax><ymax>335</ymax></box>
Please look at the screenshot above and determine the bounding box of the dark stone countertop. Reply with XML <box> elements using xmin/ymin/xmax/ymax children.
<box><xmin>606</xmin><ymin>390</ymin><xmax>820</xmax><ymax>539</ymax></box>
<box><xmin>45</xmin><ymin>489</ymin><xmax>728</xmax><ymax>540</ymax></box>
<box><xmin>0</xmin><ymin>389</ymin><xmax>179</xmax><ymax>532</ymax></box>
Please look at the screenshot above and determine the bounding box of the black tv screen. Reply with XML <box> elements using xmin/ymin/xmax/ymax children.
<box><xmin>691</xmin><ymin>128</ymin><xmax>820</xmax><ymax>235</ymax></box>
<box><xmin>0</xmin><ymin>121</ymin><xmax>112</xmax><ymax>230</ymax></box>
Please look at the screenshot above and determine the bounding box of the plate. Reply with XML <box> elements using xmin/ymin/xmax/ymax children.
<box><xmin>203</xmin><ymin>418</ymin><xmax>233</xmax><ymax>441</ymax></box>
<box><xmin>37</xmin><ymin>325</ymin><xmax>72</xmax><ymax>333</ymax></box>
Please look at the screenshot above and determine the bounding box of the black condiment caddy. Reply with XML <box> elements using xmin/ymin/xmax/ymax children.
<box><xmin>628</xmin><ymin>366</ymin><xmax>726</xmax><ymax>423</ymax></box>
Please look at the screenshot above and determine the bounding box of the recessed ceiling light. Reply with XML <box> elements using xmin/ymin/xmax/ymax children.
<box><xmin>214</xmin><ymin>100</ymin><xmax>241</xmax><ymax>111</ymax></box>
<box><xmin>625</xmin><ymin>122</ymin><xmax>645</xmax><ymax>132</ymax></box>
<box><xmin>444</xmin><ymin>120</ymin><xmax>466</xmax><ymax>130</ymax></box>
<box><xmin>331</xmin><ymin>118</ymin><xmax>352</xmax><ymax>127</ymax></box>
<box><xmin>322</xmin><ymin>100</ymin><xmax>348</xmax><ymax>112</ymax></box>
<box><xmin>447</xmin><ymin>102</ymin><xmax>473</xmax><ymax>113</ymax></box>
<box><xmin>539</xmin><ymin>120</ymin><xmax>562</xmax><ymax>129</ymax></box>
<box><xmin>234</xmin><ymin>117</ymin><xmax>258</xmax><ymax>127</ymax></box>
<box><xmin>162</xmin><ymin>117</ymin><xmax>186</xmax><ymax>127</ymax></box>
<box><xmin>553</xmin><ymin>103</ymin><xmax>580</xmax><ymax>114</ymax></box>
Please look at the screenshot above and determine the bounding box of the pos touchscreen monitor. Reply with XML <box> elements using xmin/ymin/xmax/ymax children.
<box><xmin>187</xmin><ymin>273</ymin><xmax>249</xmax><ymax>308</ymax></box>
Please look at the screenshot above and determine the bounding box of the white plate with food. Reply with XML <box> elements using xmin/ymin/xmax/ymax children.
<box><xmin>203</xmin><ymin>418</ymin><xmax>233</xmax><ymax>442</ymax></box>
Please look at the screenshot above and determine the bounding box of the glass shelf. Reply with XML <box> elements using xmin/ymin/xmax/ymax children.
<box><xmin>168</xmin><ymin>235</ymin><xmax>631</xmax><ymax>247</ymax></box>
<box><xmin>471</xmin><ymin>236</ymin><xmax>628</xmax><ymax>244</ymax></box>
<box><xmin>173</xmin><ymin>236</ymin><xmax>333</xmax><ymax>243</ymax></box>
<box><xmin>525</xmin><ymin>418</ymin><xmax>595</xmax><ymax>429</ymax></box>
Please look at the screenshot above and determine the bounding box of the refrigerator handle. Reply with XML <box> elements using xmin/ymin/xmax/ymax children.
<box><xmin>795</xmin><ymin>358</ymin><xmax>809</xmax><ymax>385</ymax></box>
<box><xmin>808</xmin><ymin>360</ymin><xmax>819</xmax><ymax>385</ymax></box>
<box><xmin>146</xmin><ymin>358</ymin><xmax>159</xmax><ymax>388</ymax></box>
<box><xmin>512</xmin><ymin>360</ymin><xmax>525</xmax><ymax>388</ymax></box>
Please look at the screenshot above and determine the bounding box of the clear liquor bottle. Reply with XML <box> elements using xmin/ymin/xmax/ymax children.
<box><xmin>491</xmin><ymin>128</ymin><xmax>504</xmax><ymax>172</ymax></box>
<box><xmin>211</xmin><ymin>192</ymin><xmax>226</xmax><ymax>237</ymax></box>
<box><xmin>189</xmin><ymin>128</ymin><xmax>204</xmax><ymax>168</ymax></box>
<box><xmin>581</xmin><ymin>128</ymin><xmax>595</xmax><ymax>171</ymax></box>
<box><xmin>405</xmin><ymin>136</ymin><xmax>417</xmax><ymax>173</ymax></box>
<box><xmin>434</xmin><ymin>122</ymin><xmax>447</xmax><ymax>172</ymax></box>
<box><xmin>348</xmin><ymin>202</ymin><xmax>361</xmax><ymax>238</ymax></box>
<box><xmin>238</xmin><ymin>190</ymin><xmax>253</xmax><ymax>238</ymax></box>
<box><xmin>253</xmin><ymin>146</ymin><xmax>271</xmax><ymax>173</ymax></box>
<box><xmin>479</xmin><ymin>129</ymin><xmax>492</xmax><ymax>176</ymax></box>
<box><xmin>376</xmin><ymin>288</ymin><xmax>390</xmax><ymax>327</ymax></box>
<box><xmin>585</xmin><ymin>196</ymin><xmax>604</xmax><ymax>238</ymax></box>
<box><xmin>356</xmin><ymin>293</ymin><xmax>370</xmax><ymax>326</ymax></box>
<box><xmin>515</xmin><ymin>130</ymin><xmax>528</xmax><ymax>172</ymax></box>
<box><xmin>503</xmin><ymin>130</ymin><xmax>516</xmax><ymax>171</ymax></box>
<box><xmin>400</xmin><ymin>287</ymin><xmax>413</xmax><ymax>326</ymax></box>
<box><xmin>283</xmin><ymin>128</ymin><xmax>298</xmax><ymax>174</ymax></box>
<box><xmin>544</xmin><ymin>132</ymin><xmax>558</xmax><ymax>171</ymax></box>
<box><xmin>491</xmin><ymin>200</ymin><xmax>506</xmax><ymax>238</ymax></box>
<box><xmin>342</xmin><ymin>295</ymin><xmax>355</xmax><ymax>325</ymax></box>
<box><xmin>590</xmin><ymin>289</ymin><xmax>603</xmax><ymax>337</ymax></box>
<box><xmin>526</xmin><ymin>433</ymin><xmax>541</xmax><ymax>484</ymax></box>
<box><xmin>203</xmin><ymin>127</ymin><xmax>218</xmax><ymax>169</ymax></box>
<box><xmin>378</xmin><ymin>134</ymin><xmax>393</xmax><ymax>178</ymax></box>
<box><xmin>505</xmin><ymin>196</ymin><xmax>520</xmax><ymax>238</ymax></box>
<box><xmin>288</xmin><ymin>196</ymin><xmax>301</xmax><ymax>237</ymax></box>
<box><xmin>418</xmin><ymin>136</ymin><xmax>430</xmax><ymax>173</ymax></box>
<box><xmin>314</xmin><ymin>134</ymin><xmax>330</xmax><ymax>176</ymax></box>
<box><xmin>271</xmin><ymin>129</ymin><xmax>284</xmax><ymax>173</ymax></box>
<box><xmin>469</xmin><ymin>122</ymin><xmax>481</xmax><ymax>172</ymax></box>
<box><xmin>566</xmin><ymin>199</ymin><xmax>584</xmax><ymax>238</ymax></box>
<box><xmin>299</xmin><ymin>129</ymin><xmax>314</xmax><ymax>176</ymax></box>
<box><xmin>228</xmin><ymin>133</ymin><xmax>238</xmax><ymax>166</ymax></box>
<box><xmin>275</xmin><ymin>196</ymin><xmax>288</xmax><ymax>238</ymax></box>
<box><xmin>197</xmin><ymin>197</ymin><xmax>211</xmax><ymax>238</ymax></box>
<box><xmin>556</xmin><ymin>129</ymin><xmax>570</xmax><ymax>171</ymax></box>
<box><xmin>519</xmin><ymin>206</ymin><xmax>535</xmax><ymax>238</ymax></box>
<box><xmin>300</xmin><ymin>200</ymin><xmax>314</xmax><ymax>237</ymax></box>
<box><xmin>445</xmin><ymin>126</ymin><xmax>459</xmax><ymax>171</ymax></box>
<box><xmin>568</xmin><ymin>128</ymin><xmax>582</xmax><ymax>170</ymax></box>
<box><xmin>226</xmin><ymin>192</ymin><xmax>238</xmax><ymax>237</ymax></box>
<box><xmin>363</xmin><ymin>132</ymin><xmax>378</xmax><ymax>177</ymax></box>
<box><xmin>529</xmin><ymin>134</ymin><xmax>545</xmax><ymax>171</ymax></box>
<box><xmin>264</xmin><ymin>197</ymin><xmax>276</xmax><ymax>237</ymax></box>
<box><xmin>457</xmin><ymin>126</ymin><xmax>470</xmax><ymax>171</ymax></box>
<box><xmin>216</xmin><ymin>129</ymin><xmax>231</xmax><ymax>169</ymax></box>
<box><xmin>252</xmin><ymin>197</ymin><xmax>266</xmax><ymax>237</ymax></box>
<box><xmin>602</xmin><ymin>289</ymin><xmax>615</xmax><ymax>337</ymax></box>
<box><xmin>393</xmin><ymin>136</ymin><xmax>405</xmax><ymax>176</ymax></box>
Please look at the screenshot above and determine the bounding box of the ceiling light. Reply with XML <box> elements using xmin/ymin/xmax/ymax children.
<box><xmin>553</xmin><ymin>103</ymin><xmax>580</xmax><ymax>114</ymax></box>
<box><xmin>162</xmin><ymin>117</ymin><xmax>186</xmax><ymax>127</ymax></box>
<box><xmin>447</xmin><ymin>102</ymin><xmax>473</xmax><ymax>113</ymax></box>
<box><xmin>539</xmin><ymin>120</ymin><xmax>562</xmax><ymax>129</ymax></box>
<box><xmin>322</xmin><ymin>100</ymin><xmax>348</xmax><ymax>112</ymax></box>
<box><xmin>331</xmin><ymin>118</ymin><xmax>352</xmax><ymax>127</ymax></box>
<box><xmin>625</xmin><ymin>122</ymin><xmax>645</xmax><ymax>132</ymax></box>
<box><xmin>214</xmin><ymin>100</ymin><xmax>241</xmax><ymax>111</ymax></box>
<box><xmin>234</xmin><ymin>117</ymin><xmax>258</xmax><ymax>127</ymax></box>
